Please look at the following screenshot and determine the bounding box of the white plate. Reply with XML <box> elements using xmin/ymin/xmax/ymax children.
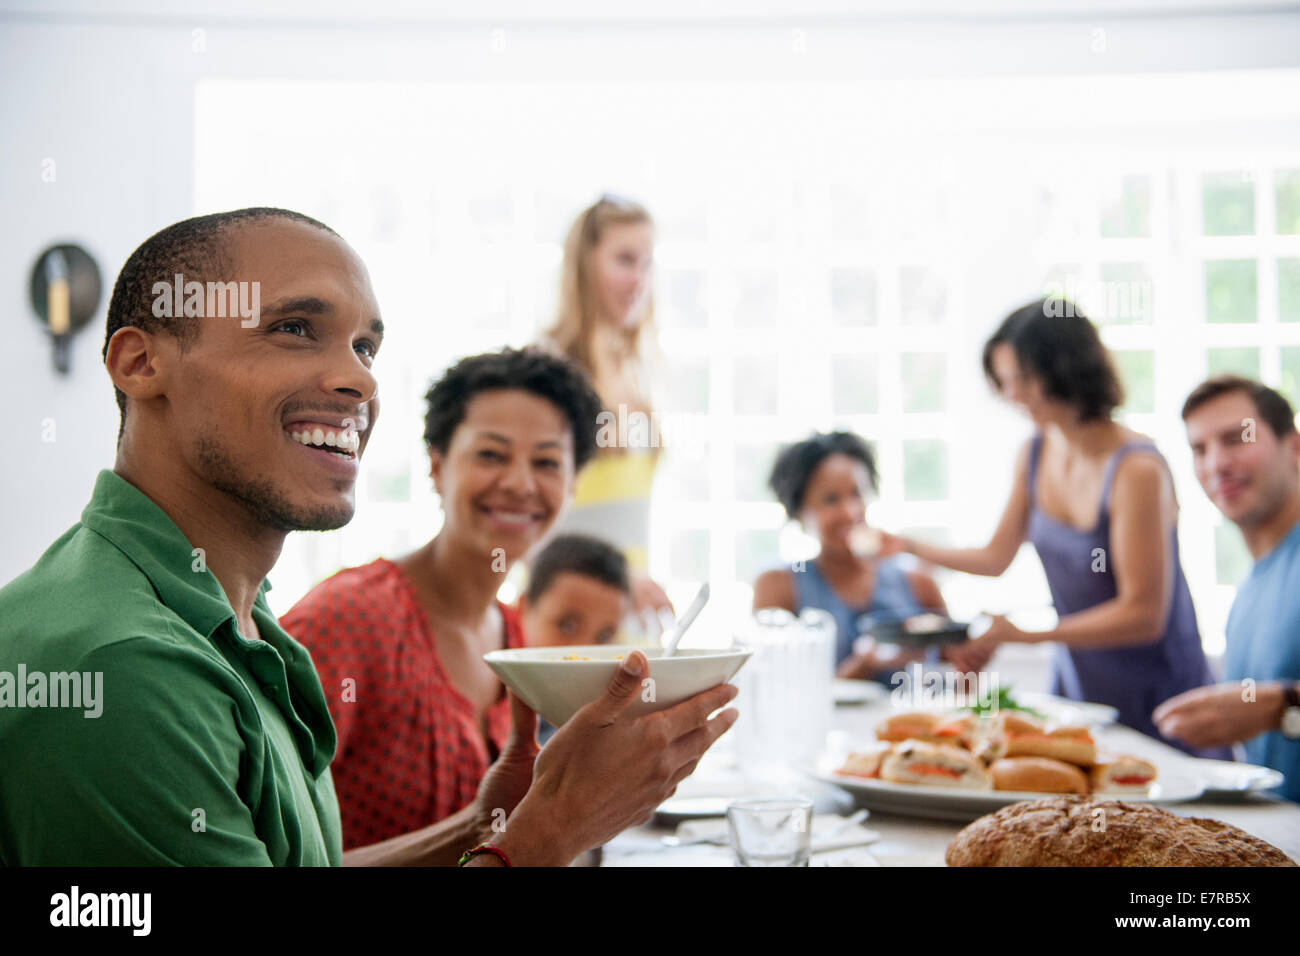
<box><xmin>875</xmin><ymin>692</ymin><xmax>1120</xmax><ymax>726</ymax></box>
<box><xmin>652</xmin><ymin>796</ymin><xmax>733</xmax><ymax>822</ymax></box>
<box><xmin>1187</xmin><ymin>758</ymin><xmax>1284</xmax><ymax>798</ymax></box>
<box><xmin>833</xmin><ymin>679</ymin><xmax>890</xmax><ymax>706</ymax></box>
<box><xmin>812</xmin><ymin>752</ymin><xmax>1204</xmax><ymax>822</ymax></box>
<box><xmin>1014</xmin><ymin>692</ymin><xmax>1120</xmax><ymax>726</ymax></box>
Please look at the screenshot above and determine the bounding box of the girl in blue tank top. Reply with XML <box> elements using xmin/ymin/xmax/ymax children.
<box><xmin>753</xmin><ymin>431</ymin><xmax>949</xmax><ymax>683</ymax></box>
<box><xmin>882</xmin><ymin>299</ymin><xmax>1228</xmax><ymax>758</ymax></box>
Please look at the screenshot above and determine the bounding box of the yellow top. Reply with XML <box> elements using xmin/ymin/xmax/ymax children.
<box><xmin>563</xmin><ymin>451</ymin><xmax>658</xmax><ymax>571</ymax></box>
<box><xmin>573</xmin><ymin>451</ymin><xmax>657</xmax><ymax>504</ymax></box>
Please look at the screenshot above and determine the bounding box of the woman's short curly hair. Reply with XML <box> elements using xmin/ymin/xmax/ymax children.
<box><xmin>422</xmin><ymin>347</ymin><xmax>603</xmax><ymax>469</ymax></box>
<box><xmin>768</xmin><ymin>431</ymin><xmax>878</xmax><ymax>519</ymax></box>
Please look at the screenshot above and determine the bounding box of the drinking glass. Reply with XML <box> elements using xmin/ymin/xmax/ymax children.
<box><xmin>726</xmin><ymin>797</ymin><xmax>814</xmax><ymax>867</ymax></box>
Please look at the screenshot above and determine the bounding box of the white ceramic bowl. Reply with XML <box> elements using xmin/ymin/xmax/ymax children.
<box><xmin>483</xmin><ymin>645</ymin><xmax>752</xmax><ymax>728</ymax></box>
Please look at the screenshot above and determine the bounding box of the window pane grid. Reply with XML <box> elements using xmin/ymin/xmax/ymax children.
<box><xmin>195</xmin><ymin>79</ymin><xmax>1300</xmax><ymax>652</ymax></box>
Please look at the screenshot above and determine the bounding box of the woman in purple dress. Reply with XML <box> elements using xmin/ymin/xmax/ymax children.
<box><xmin>883</xmin><ymin>299</ymin><xmax>1228</xmax><ymax>757</ymax></box>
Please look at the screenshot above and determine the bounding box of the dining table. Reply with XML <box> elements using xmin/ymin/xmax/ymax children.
<box><xmin>599</xmin><ymin>689</ymin><xmax>1300</xmax><ymax>867</ymax></box>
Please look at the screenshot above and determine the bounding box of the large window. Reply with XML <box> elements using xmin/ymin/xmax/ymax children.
<box><xmin>197</xmin><ymin>73</ymin><xmax>1300</xmax><ymax>655</ymax></box>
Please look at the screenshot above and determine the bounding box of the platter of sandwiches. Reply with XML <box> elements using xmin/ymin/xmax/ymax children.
<box><xmin>817</xmin><ymin>710</ymin><xmax>1204</xmax><ymax>822</ymax></box>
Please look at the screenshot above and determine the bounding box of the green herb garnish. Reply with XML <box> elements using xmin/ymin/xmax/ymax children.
<box><xmin>964</xmin><ymin>685</ymin><xmax>1047</xmax><ymax>720</ymax></box>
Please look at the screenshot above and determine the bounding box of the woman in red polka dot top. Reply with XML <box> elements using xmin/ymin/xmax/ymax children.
<box><xmin>282</xmin><ymin>347</ymin><xmax>603</xmax><ymax>849</ymax></box>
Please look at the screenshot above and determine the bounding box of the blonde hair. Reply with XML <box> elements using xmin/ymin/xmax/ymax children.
<box><xmin>544</xmin><ymin>195</ymin><xmax>657</xmax><ymax>389</ymax></box>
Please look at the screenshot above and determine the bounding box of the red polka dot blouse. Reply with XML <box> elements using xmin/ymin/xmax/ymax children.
<box><xmin>281</xmin><ymin>557</ymin><xmax>522</xmax><ymax>850</ymax></box>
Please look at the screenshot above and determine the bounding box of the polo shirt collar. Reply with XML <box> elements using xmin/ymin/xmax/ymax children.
<box><xmin>79</xmin><ymin>470</ymin><xmax>335</xmax><ymax>775</ymax></box>
<box><xmin>78</xmin><ymin>469</ymin><xmax>265</xmax><ymax>640</ymax></box>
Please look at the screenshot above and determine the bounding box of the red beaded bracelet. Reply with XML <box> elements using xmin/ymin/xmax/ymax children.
<box><xmin>458</xmin><ymin>842</ymin><xmax>511</xmax><ymax>867</ymax></box>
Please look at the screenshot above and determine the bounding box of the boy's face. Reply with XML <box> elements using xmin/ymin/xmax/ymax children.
<box><xmin>521</xmin><ymin>572</ymin><xmax>632</xmax><ymax>647</ymax></box>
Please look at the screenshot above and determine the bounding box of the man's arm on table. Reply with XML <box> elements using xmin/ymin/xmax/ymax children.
<box><xmin>342</xmin><ymin>804</ymin><xmax>496</xmax><ymax>867</ymax></box>
<box><xmin>0</xmin><ymin>637</ymin><xmax>276</xmax><ymax>866</ymax></box>
<box><xmin>340</xmin><ymin>805</ymin><xmax>571</xmax><ymax>867</ymax></box>
<box><xmin>1154</xmin><ymin>680</ymin><xmax>1298</xmax><ymax>747</ymax></box>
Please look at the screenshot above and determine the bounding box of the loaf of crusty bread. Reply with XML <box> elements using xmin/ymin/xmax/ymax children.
<box><xmin>945</xmin><ymin>796</ymin><xmax>1297</xmax><ymax>867</ymax></box>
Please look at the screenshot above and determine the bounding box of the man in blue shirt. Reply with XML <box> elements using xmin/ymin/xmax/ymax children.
<box><xmin>1155</xmin><ymin>376</ymin><xmax>1300</xmax><ymax>800</ymax></box>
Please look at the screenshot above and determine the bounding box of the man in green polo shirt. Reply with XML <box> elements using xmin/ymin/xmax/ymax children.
<box><xmin>0</xmin><ymin>208</ymin><xmax>738</xmax><ymax>866</ymax></box>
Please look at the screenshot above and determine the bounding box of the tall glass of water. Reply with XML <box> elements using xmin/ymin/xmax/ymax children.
<box><xmin>733</xmin><ymin>608</ymin><xmax>835</xmax><ymax>782</ymax></box>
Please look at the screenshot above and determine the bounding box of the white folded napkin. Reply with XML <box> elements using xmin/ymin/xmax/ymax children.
<box><xmin>672</xmin><ymin>813</ymin><xmax>881</xmax><ymax>853</ymax></box>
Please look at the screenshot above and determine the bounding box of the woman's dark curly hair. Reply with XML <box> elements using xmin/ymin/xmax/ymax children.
<box><xmin>982</xmin><ymin>299</ymin><xmax>1123</xmax><ymax>422</ymax></box>
<box><xmin>422</xmin><ymin>347</ymin><xmax>603</xmax><ymax>469</ymax></box>
<box><xmin>768</xmin><ymin>431</ymin><xmax>878</xmax><ymax>519</ymax></box>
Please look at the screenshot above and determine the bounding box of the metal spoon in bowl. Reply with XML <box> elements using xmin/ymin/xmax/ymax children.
<box><xmin>660</xmin><ymin>582</ymin><xmax>710</xmax><ymax>658</ymax></box>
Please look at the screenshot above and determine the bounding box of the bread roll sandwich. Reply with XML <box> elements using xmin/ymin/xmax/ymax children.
<box><xmin>1089</xmin><ymin>754</ymin><xmax>1158</xmax><ymax>794</ymax></box>
<box><xmin>876</xmin><ymin>711</ymin><xmax>943</xmax><ymax>744</ymax></box>
<box><xmin>836</xmin><ymin>743</ymin><xmax>891</xmax><ymax>779</ymax></box>
<box><xmin>932</xmin><ymin>714</ymin><xmax>979</xmax><ymax>751</ymax></box>
<box><xmin>990</xmin><ymin>711</ymin><xmax>1045</xmax><ymax>735</ymax></box>
<box><xmin>946</xmin><ymin>796</ymin><xmax>1297</xmax><ymax>867</ymax></box>
<box><xmin>990</xmin><ymin>756</ymin><xmax>1089</xmax><ymax>794</ymax></box>
<box><xmin>981</xmin><ymin>712</ymin><xmax>1096</xmax><ymax>766</ymax></box>
<box><xmin>881</xmin><ymin>740</ymin><xmax>991</xmax><ymax>789</ymax></box>
<box><xmin>974</xmin><ymin>711</ymin><xmax>1042</xmax><ymax>760</ymax></box>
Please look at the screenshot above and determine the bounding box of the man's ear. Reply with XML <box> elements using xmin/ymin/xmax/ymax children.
<box><xmin>104</xmin><ymin>326</ymin><xmax>167</xmax><ymax>406</ymax></box>
<box><xmin>1287</xmin><ymin>429</ymin><xmax>1300</xmax><ymax>469</ymax></box>
<box><xmin>516</xmin><ymin>593</ymin><xmax>531</xmax><ymax>617</ymax></box>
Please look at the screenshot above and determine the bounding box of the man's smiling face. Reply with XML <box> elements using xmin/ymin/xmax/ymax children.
<box><xmin>1185</xmin><ymin>389</ymin><xmax>1296</xmax><ymax>529</ymax></box>
<box><xmin>145</xmin><ymin>218</ymin><xmax>383</xmax><ymax>531</ymax></box>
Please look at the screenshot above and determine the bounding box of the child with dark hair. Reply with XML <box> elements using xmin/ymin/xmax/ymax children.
<box><xmin>754</xmin><ymin>430</ymin><xmax>949</xmax><ymax>682</ymax></box>
<box><xmin>518</xmin><ymin>534</ymin><xmax>635</xmax><ymax>748</ymax></box>
<box><xmin>519</xmin><ymin>534</ymin><xmax>633</xmax><ymax>648</ymax></box>
<box><xmin>881</xmin><ymin>299</ymin><xmax>1226</xmax><ymax>756</ymax></box>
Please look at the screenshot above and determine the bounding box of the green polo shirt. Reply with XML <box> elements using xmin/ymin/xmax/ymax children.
<box><xmin>0</xmin><ymin>470</ymin><xmax>343</xmax><ymax>865</ymax></box>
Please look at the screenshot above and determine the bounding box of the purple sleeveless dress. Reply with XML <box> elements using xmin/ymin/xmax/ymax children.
<box><xmin>1026</xmin><ymin>435</ymin><xmax>1230</xmax><ymax>759</ymax></box>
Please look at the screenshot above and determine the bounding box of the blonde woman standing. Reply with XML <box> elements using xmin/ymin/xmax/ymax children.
<box><xmin>540</xmin><ymin>195</ymin><xmax>672</xmax><ymax>616</ymax></box>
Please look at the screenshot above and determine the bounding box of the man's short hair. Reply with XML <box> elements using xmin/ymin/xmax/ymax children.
<box><xmin>102</xmin><ymin>207</ymin><xmax>338</xmax><ymax>435</ymax></box>
<box><xmin>1181</xmin><ymin>375</ymin><xmax>1298</xmax><ymax>438</ymax></box>
<box><xmin>768</xmin><ymin>430</ymin><xmax>878</xmax><ymax>520</ymax></box>
<box><xmin>525</xmin><ymin>534</ymin><xmax>631</xmax><ymax>605</ymax></box>
<box><xmin>422</xmin><ymin>347</ymin><xmax>603</xmax><ymax>469</ymax></box>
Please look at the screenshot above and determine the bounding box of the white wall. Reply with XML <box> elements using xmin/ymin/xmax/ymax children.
<box><xmin>5</xmin><ymin>0</ymin><xmax>1300</xmax><ymax>587</ymax></box>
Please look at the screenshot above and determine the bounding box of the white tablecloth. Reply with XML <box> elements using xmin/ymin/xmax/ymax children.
<box><xmin>601</xmin><ymin>697</ymin><xmax>1300</xmax><ymax>866</ymax></box>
